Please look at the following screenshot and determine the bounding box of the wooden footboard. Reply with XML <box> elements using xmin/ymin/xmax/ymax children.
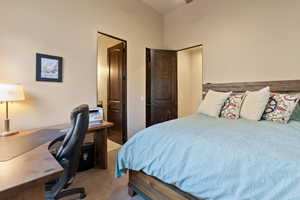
<box><xmin>128</xmin><ymin>170</ymin><xmax>203</xmax><ymax>200</ymax></box>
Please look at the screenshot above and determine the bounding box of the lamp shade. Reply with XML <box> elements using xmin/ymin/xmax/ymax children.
<box><xmin>0</xmin><ymin>83</ymin><xmax>25</xmax><ymax>102</ymax></box>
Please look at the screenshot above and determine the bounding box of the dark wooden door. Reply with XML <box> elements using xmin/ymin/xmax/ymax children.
<box><xmin>107</xmin><ymin>42</ymin><xmax>126</xmax><ymax>144</ymax></box>
<box><xmin>146</xmin><ymin>48</ymin><xmax>178</xmax><ymax>127</ymax></box>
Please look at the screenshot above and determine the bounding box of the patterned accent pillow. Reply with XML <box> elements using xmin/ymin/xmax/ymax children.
<box><xmin>262</xmin><ymin>93</ymin><xmax>300</xmax><ymax>123</ymax></box>
<box><xmin>221</xmin><ymin>94</ymin><xmax>246</xmax><ymax>120</ymax></box>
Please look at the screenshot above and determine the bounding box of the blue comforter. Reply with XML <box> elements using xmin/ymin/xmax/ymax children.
<box><xmin>115</xmin><ymin>114</ymin><xmax>300</xmax><ymax>200</ymax></box>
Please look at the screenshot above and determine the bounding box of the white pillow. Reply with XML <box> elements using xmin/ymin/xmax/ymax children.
<box><xmin>240</xmin><ymin>87</ymin><xmax>270</xmax><ymax>121</ymax></box>
<box><xmin>198</xmin><ymin>90</ymin><xmax>232</xmax><ymax>117</ymax></box>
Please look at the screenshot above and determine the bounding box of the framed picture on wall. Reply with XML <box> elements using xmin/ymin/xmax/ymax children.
<box><xmin>36</xmin><ymin>53</ymin><xmax>63</xmax><ymax>82</ymax></box>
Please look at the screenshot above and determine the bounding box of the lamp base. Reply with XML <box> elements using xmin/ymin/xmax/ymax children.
<box><xmin>0</xmin><ymin>130</ymin><xmax>19</xmax><ymax>137</ymax></box>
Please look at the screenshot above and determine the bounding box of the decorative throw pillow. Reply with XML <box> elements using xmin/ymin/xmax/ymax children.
<box><xmin>220</xmin><ymin>94</ymin><xmax>246</xmax><ymax>120</ymax></box>
<box><xmin>290</xmin><ymin>104</ymin><xmax>300</xmax><ymax>121</ymax></box>
<box><xmin>240</xmin><ymin>87</ymin><xmax>270</xmax><ymax>121</ymax></box>
<box><xmin>262</xmin><ymin>93</ymin><xmax>300</xmax><ymax>123</ymax></box>
<box><xmin>198</xmin><ymin>90</ymin><xmax>232</xmax><ymax>117</ymax></box>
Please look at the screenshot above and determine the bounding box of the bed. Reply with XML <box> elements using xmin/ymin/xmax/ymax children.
<box><xmin>115</xmin><ymin>80</ymin><xmax>300</xmax><ymax>200</ymax></box>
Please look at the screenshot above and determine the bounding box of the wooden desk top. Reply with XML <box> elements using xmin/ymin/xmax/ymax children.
<box><xmin>0</xmin><ymin>121</ymin><xmax>114</xmax><ymax>139</ymax></box>
<box><xmin>0</xmin><ymin>121</ymin><xmax>113</xmax><ymax>197</ymax></box>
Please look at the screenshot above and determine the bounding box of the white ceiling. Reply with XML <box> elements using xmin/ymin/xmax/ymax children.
<box><xmin>141</xmin><ymin>0</ymin><xmax>188</xmax><ymax>14</ymax></box>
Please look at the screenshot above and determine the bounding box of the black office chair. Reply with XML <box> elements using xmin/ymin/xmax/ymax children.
<box><xmin>45</xmin><ymin>104</ymin><xmax>90</xmax><ymax>200</ymax></box>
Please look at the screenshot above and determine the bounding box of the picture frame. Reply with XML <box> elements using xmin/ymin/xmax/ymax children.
<box><xmin>36</xmin><ymin>53</ymin><xmax>63</xmax><ymax>82</ymax></box>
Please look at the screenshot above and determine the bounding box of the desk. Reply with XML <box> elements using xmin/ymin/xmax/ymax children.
<box><xmin>0</xmin><ymin>121</ymin><xmax>113</xmax><ymax>200</ymax></box>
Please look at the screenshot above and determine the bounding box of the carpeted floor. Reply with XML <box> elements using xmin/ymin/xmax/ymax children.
<box><xmin>63</xmin><ymin>147</ymin><xmax>143</xmax><ymax>200</ymax></box>
<box><xmin>107</xmin><ymin>139</ymin><xmax>122</xmax><ymax>152</ymax></box>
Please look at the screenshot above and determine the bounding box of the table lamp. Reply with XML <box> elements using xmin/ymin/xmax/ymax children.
<box><xmin>0</xmin><ymin>83</ymin><xmax>25</xmax><ymax>137</ymax></box>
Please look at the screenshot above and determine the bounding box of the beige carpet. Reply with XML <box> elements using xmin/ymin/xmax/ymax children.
<box><xmin>107</xmin><ymin>140</ymin><xmax>122</xmax><ymax>152</ymax></box>
<box><xmin>63</xmin><ymin>148</ymin><xmax>143</xmax><ymax>200</ymax></box>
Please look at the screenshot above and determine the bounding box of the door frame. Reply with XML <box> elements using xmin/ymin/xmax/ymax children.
<box><xmin>145</xmin><ymin>45</ymin><xmax>203</xmax><ymax>127</ymax></box>
<box><xmin>176</xmin><ymin>44</ymin><xmax>203</xmax><ymax>52</ymax></box>
<box><xmin>97</xmin><ymin>31</ymin><xmax>127</xmax><ymax>144</ymax></box>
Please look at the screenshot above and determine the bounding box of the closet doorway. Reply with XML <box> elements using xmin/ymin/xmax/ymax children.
<box><xmin>177</xmin><ymin>45</ymin><xmax>203</xmax><ymax>118</ymax></box>
<box><xmin>146</xmin><ymin>45</ymin><xmax>203</xmax><ymax>127</ymax></box>
<box><xmin>97</xmin><ymin>32</ymin><xmax>127</xmax><ymax>144</ymax></box>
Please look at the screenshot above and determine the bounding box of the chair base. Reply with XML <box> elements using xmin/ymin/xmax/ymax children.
<box><xmin>46</xmin><ymin>187</ymin><xmax>86</xmax><ymax>200</ymax></box>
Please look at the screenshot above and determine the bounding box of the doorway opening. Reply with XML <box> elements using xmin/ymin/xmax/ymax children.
<box><xmin>97</xmin><ymin>32</ymin><xmax>127</xmax><ymax>145</ymax></box>
<box><xmin>177</xmin><ymin>45</ymin><xmax>203</xmax><ymax>118</ymax></box>
<box><xmin>146</xmin><ymin>45</ymin><xmax>203</xmax><ymax>127</ymax></box>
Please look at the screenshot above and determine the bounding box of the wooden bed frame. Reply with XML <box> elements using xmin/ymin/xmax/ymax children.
<box><xmin>128</xmin><ymin>79</ymin><xmax>300</xmax><ymax>200</ymax></box>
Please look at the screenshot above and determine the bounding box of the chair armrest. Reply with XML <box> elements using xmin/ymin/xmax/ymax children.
<box><xmin>48</xmin><ymin>135</ymin><xmax>65</xmax><ymax>150</ymax></box>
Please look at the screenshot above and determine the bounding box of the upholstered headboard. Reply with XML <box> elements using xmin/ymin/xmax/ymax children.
<box><xmin>203</xmin><ymin>80</ymin><xmax>300</xmax><ymax>105</ymax></box>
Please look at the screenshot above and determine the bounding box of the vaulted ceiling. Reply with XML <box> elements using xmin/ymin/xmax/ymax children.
<box><xmin>141</xmin><ymin>0</ymin><xmax>193</xmax><ymax>14</ymax></box>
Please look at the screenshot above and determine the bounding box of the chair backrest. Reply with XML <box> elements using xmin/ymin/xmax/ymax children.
<box><xmin>56</xmin><ymin>104</ymin><xmax>89</xmax><ymax>180</ymax></box>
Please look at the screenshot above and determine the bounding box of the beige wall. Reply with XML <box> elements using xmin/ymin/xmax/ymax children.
<box><xmin>178</xmin><ymin>47</ymin><xmax>203</xmax><ymax>117</ymax></box>
<box><xmin>97</xmin><ymin>35</ymin><xmax>122</xmax><ymax>119</ymax></box>
<box><xmin>164</xmin><ymin>0</ymin><xmax>300</xmax><ymax>83</ymax></box>
<box><xmin>3</xmin><ymin>0</ymin><xmax>294</xmax><ymax>136</ymax></box>
<box><xmin>0</xmin><ymin>0</ymin><xmax>163</xmax><ymax>137</ymax></box>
